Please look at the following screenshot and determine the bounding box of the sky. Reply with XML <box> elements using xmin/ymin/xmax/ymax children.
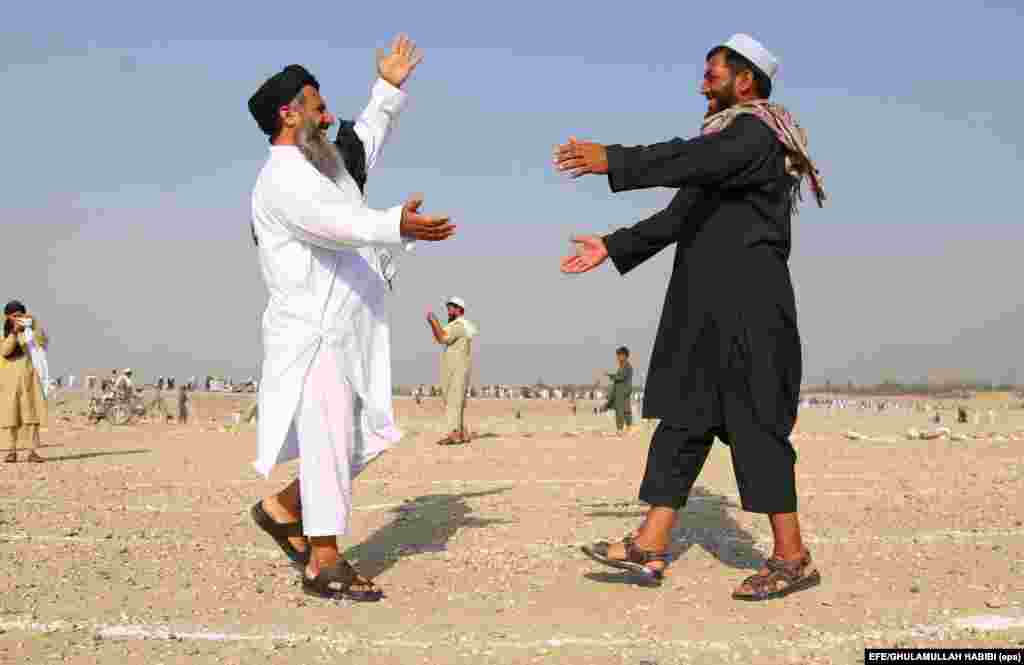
<box><xmin>2</xmin><ymin>1</ymin><xmax>1022</xmax><ymax>387</ymax></box>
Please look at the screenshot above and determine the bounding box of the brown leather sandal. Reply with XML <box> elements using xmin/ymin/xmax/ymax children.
<box><xmin>251</xmin><ymin>501</ymin><xmax>309</xmax><ymax>566</ymax></box>
<box><xmin>732</xmin><ymin>550</ymin><xmax>821</xmax><ymax>601</ymax></box>
<box><xmin>26</xmin><ymin>452</ymin><xmax>44</xmax><ymax>463</ymax></box>
<box><xmin>581</xmin><ymin>535</ymin><xmax>670</xmax><ymax>586</ymax></box>
<box><xmin>4</xmin><ymin>451</ymin><xmax>16</xmax><ymax>463</ymax></box>
<box><xmin>303</xmin><ymin>560</ymin><xmax>383</xmax><ymax>602</ymax></box>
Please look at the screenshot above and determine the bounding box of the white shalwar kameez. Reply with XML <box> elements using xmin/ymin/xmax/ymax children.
<box><xmin>250</xmin><ymin>78</ymin><xmax>411</xmax><ymax>537</ymax></box>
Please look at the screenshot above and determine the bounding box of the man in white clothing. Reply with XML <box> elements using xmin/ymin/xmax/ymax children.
<box><xmin>115</xmin><ymin>368</ymin><xmax>134</xmax><ymax>400</ymax></box>
<box><xmin>247</xmin><ymin>34</ymin><xmax>454</xmax><ymax>602</ymax></box>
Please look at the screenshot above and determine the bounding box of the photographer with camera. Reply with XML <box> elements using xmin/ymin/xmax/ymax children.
<box><xmin>1</xmin><ymin>301</ymin><xmax>49</xmax><ymax>463</ymax></box>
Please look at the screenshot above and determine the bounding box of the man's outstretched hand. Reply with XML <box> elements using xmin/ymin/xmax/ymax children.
<box><xmin>560</xmin><ymin>235</ymin><xmax>608</xmax><ymax>274</ymax></box>
<box><xmin>377</xmin><ymin>33</ymin><xmax>423</xmax><ymax>89</ymax></box>
<box><xmin>553</xmin><ymin>137</ymin><xmax>608</xmax><ymax>178</ymax></box>
<box><xmin>400</xmin><ymin>195</ymin><xmax>455</xmax><ymax>241</ymax></box>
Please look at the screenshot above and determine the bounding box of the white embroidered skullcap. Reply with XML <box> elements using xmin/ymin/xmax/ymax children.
<box><xmin>713</xmin><ymin>33</ymin><xmax>779</xmax><ymax>79</ymax></box>
<box><xmin>446</xmin><ymin>297</ymin><xmax>466</xmax><ymax>310</ymax></box>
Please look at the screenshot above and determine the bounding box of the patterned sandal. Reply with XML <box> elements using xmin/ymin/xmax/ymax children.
<box><xmin>581</xmin><ymin>535</ymin><xmax>670</xmax><ymax>586</ymax></box>
<box><xmin>4</xmin><ymin>451</ymin><xmax>16</xmax><ymax>463</ymax></box>
<box><xmin>251</xmin><ymin>501</ymin><xmax>309</xmax><ymax>566</ymax></box>
<box><xmin>732</xmin><ymin>550</ymin><xmax>821</xmax><ymax>601</ymax></box>
<box><xmin>303</xmin><ymin>560</ymin><xmax>383</xmax><ymax>602</ymax></box>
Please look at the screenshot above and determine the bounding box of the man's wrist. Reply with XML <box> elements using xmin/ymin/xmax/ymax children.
<box><xmin>377</xmin><ymin>75</ymin><xmax>404</xmax><ymax>91</ymax></box>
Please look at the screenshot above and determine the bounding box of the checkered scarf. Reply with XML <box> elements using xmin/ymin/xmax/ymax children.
<box><xmin>701</xmin><ymin>100</ymin><xmax>827</xmax><ymax>212</ymax></box>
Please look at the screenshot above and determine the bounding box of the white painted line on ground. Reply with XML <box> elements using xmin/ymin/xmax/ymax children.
<box><xmin>1</xmin><ymin>611</ymin><xmax>1022</xmax><ymax>653</ymax></box>
<box><xmin>954</xmin><ymin>614</ymin><xmax>1024</xmax><ymax>631</ymax></box>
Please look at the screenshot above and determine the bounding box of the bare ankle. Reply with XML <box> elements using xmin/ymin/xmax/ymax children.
<box><xmin>771</xmin><ymin>547</ymin><xmax>806</xmax><ymax>561</ymax></box>
<box><xmin>264</xmin><ymin>495</ymin><xmax>299</xmax><ymax>521</ymax></box>
<box><xmin>308</xmin><ymin>535</ymin><xmax>340</xmax><ymax>573</ymax></box>
<box><xmin>635</xmin><ymin>532</ymin><xmax>671</xmax><ymax>551</ymax></box>
<box><xmin>635</xmin><ymin>520</ymin><xmax>674</xmax><ymax>551</ymax></box>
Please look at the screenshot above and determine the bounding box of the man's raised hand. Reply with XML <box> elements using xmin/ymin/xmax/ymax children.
<box><xmin>560</xmin><ymin>235</ymin><xmax>608</xmax><ymax>274</ymax></box>
<box><xmin>377</xmin><ymin>34</ymin><xmax>423</xmax><ymax>89</ymax></box>
<box><xmin>400</xmin><ymin>195</ymin><xmax>455</xmax><ymax>241</ymax></box>
<box><xmin>553</xmin><ymin>136</ymin><xmax>609</xmax><ymax>178</ymax></box>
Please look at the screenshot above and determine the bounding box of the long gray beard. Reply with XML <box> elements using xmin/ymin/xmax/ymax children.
<box><xmin>297</xmin><ymin>124</ymin><xmax>342</xmax><ymax>181</ymax></box>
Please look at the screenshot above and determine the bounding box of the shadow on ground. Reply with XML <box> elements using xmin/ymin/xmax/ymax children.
<box><xmin>344</xmin><ymin>487</ymin><xmax>512</xmax><ymax>578</ymax></box>
<box><xmin>34</xmin><ymin>449</ymin><xmax>152</xmax><ymax>462</ymax></box>
<box><xmin>582</xmin><ymin>486</ymin><xmax>762</xmax><ymax>586</ymax></box>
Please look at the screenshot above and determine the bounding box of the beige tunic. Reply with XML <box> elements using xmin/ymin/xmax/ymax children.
<box><xmin>441</xmin><ymin>320</ymin><xmax>473</xmax><ymax>379</ymax></box>
<box><xmin>440</xmin><ymin>319</ymin><xmax>473</xmax><ymax>433</ymax></box>
<box><xmin>0</xmin><ymin>325</ymin><xmax>48</xmax><ymax>428</ymax></box>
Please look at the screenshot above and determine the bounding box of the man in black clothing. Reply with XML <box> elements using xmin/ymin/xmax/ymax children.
<box><xmin>556</xmin><ymin>34</ymin><xmax>825</xmax><ymax>600</ymax></box>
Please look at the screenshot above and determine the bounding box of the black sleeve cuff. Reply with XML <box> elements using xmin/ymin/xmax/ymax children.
<box><xmin>602</xmin><ymin>230</ymin><xmax>629</xmax><ymax>275</ymax></box>
<box><xmin>606</xmin><ymin>144</ymin><xmax>628</xmax><ymax>193</ymax></box>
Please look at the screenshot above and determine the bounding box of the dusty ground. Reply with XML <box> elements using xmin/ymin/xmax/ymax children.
<box><xmin>1</xmin><ymin>392</ymin><xmax>1022</xmax><ymax>664</ymax></box>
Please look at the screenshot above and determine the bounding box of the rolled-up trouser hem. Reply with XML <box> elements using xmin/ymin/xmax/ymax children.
<box><xmin>637</xmin><ymin>493</ymin><xmax>688</xmax><ymax>511</ymax></box>
<box><xmin>639</xmin><ymin>421</ymin><xmax>797</xmax><ymax>515</ymax></box>
<box><xmin>637</xmin><ymin>423</ymin><xmax>714</xmax><ymax>512</ymax></box>
<box><xmin>739</xmin><ymin>498</ymin><xmax>798</xmax><ymax>515</ymax></box>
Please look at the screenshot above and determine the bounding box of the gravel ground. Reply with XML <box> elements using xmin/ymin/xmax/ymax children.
<box><xmin>1</xmin><ymin>394</ymin><xmax>1022</xmax><ymax>664</ymax></box>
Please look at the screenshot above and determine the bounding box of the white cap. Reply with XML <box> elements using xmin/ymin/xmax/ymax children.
<box><xmin>713</xmin><ymin>33</ymin><xmax>779</xmax><ymax>79</ymax></box>
<box><xmin>446</xmin><ymin>297</ymin><xmax>466</xmax><ymax>310</ymax></box>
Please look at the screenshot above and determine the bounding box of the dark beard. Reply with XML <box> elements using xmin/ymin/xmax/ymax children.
<box><xmin>705</xmin><ymin>79</ymin><xmax>739</xmax><ymax>117</ymax></box>
<box><xmin>297</xmin><ymin>118</ymin><xmax>342</xmax><ymax>181</ymax></box>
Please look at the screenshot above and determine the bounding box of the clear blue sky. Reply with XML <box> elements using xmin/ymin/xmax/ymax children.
<box><xmin>3</xmin><ymin>1</ymin><xmax>1022</xmax><ymax>386</ymax></box>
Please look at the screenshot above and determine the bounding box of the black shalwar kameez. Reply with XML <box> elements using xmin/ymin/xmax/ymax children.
<box><xmin>602</xmin><ymin>114</ymin><xmax>801</xmax><ymax>514</ymax></box>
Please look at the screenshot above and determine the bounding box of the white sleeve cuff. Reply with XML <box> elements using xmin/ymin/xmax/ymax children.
<box><xmin>371</xmin><ymin>78</ymin><xmax>408</xmax><ymax>115</ymax></box>
<box><xmin>376</xmin><ymin>204</ymin><xmax>404</xmax><ymax>245</ymax></box>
